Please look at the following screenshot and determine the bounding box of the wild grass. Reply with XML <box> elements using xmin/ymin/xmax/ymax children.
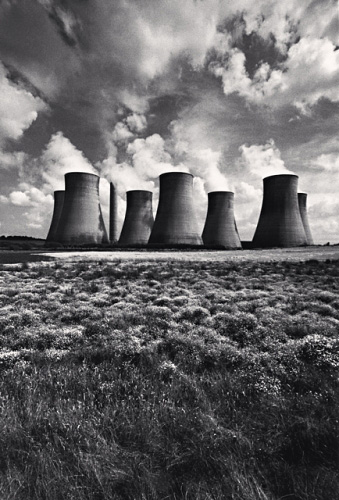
<box><xmin>0</xmin><ymin>258</ymin><xmax>338</xmax><ymax>499</ymax></box>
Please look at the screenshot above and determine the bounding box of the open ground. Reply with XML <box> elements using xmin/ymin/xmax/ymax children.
<box><xmin>0</xmin><ymin>248</ymin><xmax>338</xmax><ymax>499</ymax></box>
<box><xmin>1</xmin><ymin>245</ymin><xmax>339</xmax><ymax>265</ymax></box>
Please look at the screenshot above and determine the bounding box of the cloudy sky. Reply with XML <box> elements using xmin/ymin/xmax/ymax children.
<box><xmin>0</xmin><ymin>0</ymin><xmax>338</xmax><ymax>243</ymax></box>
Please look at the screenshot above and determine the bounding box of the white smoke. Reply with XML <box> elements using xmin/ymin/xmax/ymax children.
<box><xmin>99</xmin><ymin>133</ymin><xmax>182</xmax><ymax>193</ymax></box>
<box><xmin>97</xmin><ymin>104</ymin><xmax>234</xmax><ymax>232</ymax></box>
<box><xmin>35</xmin><ymin>132</ymin><xmax>96</xmax><ymax>191</ymax></box>
<box><xmin>169</xmin><ymin>117</ymin><xmax>232</xmax><ymax>191</ymax></box>
<box><xmin>239</xmin><ymin>139</ymin><xmax>294</xmax><ymax>179</ymax></box>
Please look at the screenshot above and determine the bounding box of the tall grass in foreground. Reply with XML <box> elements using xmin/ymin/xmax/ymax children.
<box><xmin>0</xmin><ymin>259</ymin><xmax>338</xmax><ymax>499</ymax></box>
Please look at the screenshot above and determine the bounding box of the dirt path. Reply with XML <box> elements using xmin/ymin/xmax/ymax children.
<box><xmin>1</xmin><ymin>246</ymin><xmax>338</xmax><ymax>265</ymax></box>
<box><xmin>40</xmin><ymin>246</ymin><xmax>339</xmax><ymax>263</ymax></box>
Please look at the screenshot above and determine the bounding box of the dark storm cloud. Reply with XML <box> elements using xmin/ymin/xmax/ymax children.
<box><xmin>44</xmin><ymin>5</ymin><xmax>81</xmax><ymax>46</ymax></box>
<box><xmin>3</xmin><ymin>62</ymin><xmax>48</xmax><ymax>101</ymax></box>
<box><xmin>0</xmin><ymin>0</ymin><xmax>80</xmax><ymax>97</ymax></box>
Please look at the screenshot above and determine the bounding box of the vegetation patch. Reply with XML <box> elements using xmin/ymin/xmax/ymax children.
<box><xmin>0</xmin><ymin>259</ymin><xmax>338</xmax><ymax>499</ymax></box>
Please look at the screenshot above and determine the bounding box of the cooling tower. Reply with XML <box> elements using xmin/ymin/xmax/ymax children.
<box><xmin>202</xmin><ymin>191</ymin><xmax>242</xmax><ymax>249</ymax></box>
<box><xmin>149</xmin><ymin>172</ymin><xmax>203</xmax><ymax>246</ymax></box>
<box><xmin>118</xmin><ymin>190</ymin><xmax>154</xmax><ymax>246</ymax></box>
<box><xmin>298</xmin><ymin>193</ymin><xmax>314</xmax><ymax>245</ymax></box>
<box><xmin>252</xmin><ymin>174</ymin><xmax>307</xmax><ymax>248</ymax></box>
<box><xmin>45</xmin><ymin>190</ymin><xmax>64</xmax><ymax>243</ymax></box>
<box><xmin>56</xmin><ymin>172</ymin><xmax>109</xmax><ymax>245</ymax></box>
<box><xmin>109</xmin><ymin>182</ymin><xmax>118</xmax><ymax>243</ymax></box>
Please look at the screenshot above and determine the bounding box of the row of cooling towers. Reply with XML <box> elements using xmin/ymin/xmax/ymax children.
<box><xmin>46</xmin><ymin>171</ymin><xmax>313</xmax><ymax>248</ymax></box>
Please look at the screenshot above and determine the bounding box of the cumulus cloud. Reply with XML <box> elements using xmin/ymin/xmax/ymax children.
<box><xmin>6</xmin><ymin>184</ymin><xmax>53</xmax><ymax>229</ymax></box>
<box><xmin>126</xmin><ymin>113</ymin><xmax>147</xmax><ymax>133</ymax></box>
<box><xmin>283</xmin><ymin>37</ymin><xmax>339</xmax><ymax>110</ymax></box>
<box><xmin>218</xmin><ymin>0</ymin><xmax>338</xmax><ymax>49</ymax></box>
<box><xmin>311</xmin><ymin>153</ymin><xmax>339</xmax><ymax>172</ymax></box>
<box><xmin>209</xmin><ymin>48</ymin><xmax>285</xmax><ymax>105</ymax></box>
<box><xmin>9</xmin><ymin>184</ymin><xmax>52</xmax><ymax>206</ymax></box>
<box><xmin>3</xmin><ymin>132</ymin><xmax>106</xmax><ymax>231</ymax></box>
<box><xmin>235</xmin><ymin>181</ymin><xmax>262</xmax><ymax>204</ymax></box>
<box><xmin>0</xmin><ymin>150</ymin><xmax>27</xmax><ymax>170</ymax></box>
<box><xmin>110</xmin><ymin>123</ymin><xmax>134</xmax><ymax>145</ymax></box>
<box><xmin>209</xmin><ymin>36</ymin><xmax>339</xmax><ymax>111</ymax></box>
<box><xmin>8</xmin><ymin>191</ymin><xmax>32</xmax><ymax>207</ymax></box>
<box><xmin>0</xmin><ymin>61</ymin><xmax>46</xmax><ymax>144</ymax></box>
<box><xmin>117</xmin><ymin>91</ymin><xmax>150</xmax><ymax>115</ymax></box>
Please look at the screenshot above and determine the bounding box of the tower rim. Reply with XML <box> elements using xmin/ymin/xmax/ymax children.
<box><xmin>159</xmin><ymin>171</ymin><xmax>193</xmax><ymax>179</ymax></box>
<box><xmin>126</xmin><ymin>189</ymin><xmax>153</xmax><ymax>195</ymax></box>
<box><xmin>263</xmin><ymin>173</ymin><xmax>298</xmax><ymax>181</ymax></box>
<box><xmin>207</xmin><ymin>190</ymin><xmax>234</xmax><ymax>196</ymax></box>
<box><xmin>64</xmin><ymin>172</ymin><xmax>99</xmax><ymax>180</ymax></box>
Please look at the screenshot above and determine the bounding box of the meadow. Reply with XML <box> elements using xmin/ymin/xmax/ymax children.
<box><xmin>0</xmin><ymin>255</ymin><xmax>338</xmax><ymax>499</ymax></box>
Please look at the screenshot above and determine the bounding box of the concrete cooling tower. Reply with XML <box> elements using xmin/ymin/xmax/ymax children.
<box><xmin>148</xmin><ymin>172</ymin><xmax>203</xmax><ymax>246</ymax></box>
<box><xmin>45</xmin><ymin>190</ymin><xmax>64</xmax><ymax>243</ymax></box>
<box><xmin>202</xmin><ymin>191</ymin><xmax>242</xmax><ymax>249</ymax></box>
<box><xmin>252</xmin><ymin>174</ymin><xmax>307</xmax><ymax>248</ymax></box>
<box><xmin>118</xmin><ymin>190</ymin><xmax>154</xmax><ymax>246</ymax></box>
<box><xmin>298</xmin><ymin>193</ymin><xmax>314</xmax><ymax>245</ymax></box>
<box><xmin>109</xmin><ymin>182</ymin><xmax>118</xmax><ymax>243</ymax></box>
<box><xmin>56</xmin><ymin>172</ymin><xmax>109</xmax><ymax>245</ymax></box>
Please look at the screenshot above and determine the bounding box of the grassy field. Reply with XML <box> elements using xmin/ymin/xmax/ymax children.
<box><xmin>0</xmin><ymin>255</ymin><xmax>338</xmax><ymax>499</ymax></box>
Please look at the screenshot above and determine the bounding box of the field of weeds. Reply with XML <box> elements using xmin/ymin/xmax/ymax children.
<box><xmin>0</xmin><ymin>258</ymin><xmax>338</xmax><ymax>499</ymax></box>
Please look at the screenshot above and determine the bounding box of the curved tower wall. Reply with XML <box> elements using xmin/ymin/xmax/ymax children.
<box><xmin>45</xmin><ymin>190</ymin><xmax>65</xmax><ymax>243</ymax></box>
<box><xmin>298</xmin><ymin>193</ymin><xmax>314</xmax><ymax>245</ymax></box>
<box><xmin>252</xmin><ymin>174</ymin><xmax>307</xmax><ymax>248</ymax></box>
<box><xmin>109</xmin><ymin>182</ymin><xmax>119</xmax><ymax>243</ymax></box>
<box><xmin>56</xmin><ymin>172</ymin><xmax>109</xmax><ymax>245</ymax></box>
<box><xmin>202</xmin><ymin>191</ymin><xmax>242</xmax><ymax>249</ymax></box>
<box><xmin>149</xmin><ymin>172</ymin><xmax>203</xmax><ymax>246</ymax></box>
<box><xmin>118</xmin><ymin>190</ymin><xmax>154</xmax><ymax>246</ymax></box>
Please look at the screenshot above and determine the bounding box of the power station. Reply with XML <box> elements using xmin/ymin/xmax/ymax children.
<box><xmin>148</xmin><ymin>172</ymin><xmax>203</xmax><ymax>246</ymax></box>
<box><xmin>252</xmin><ymin>174</ymin><xmax>307</xmax><ymax>248</ymax></box>
<box><xmin>45</xmin><ymin>190</ymin><xmax>64</xmax><ymax>243</ymax></box>
<box><xmin>118</xmin><ymin>190</ymin><xmax>154</xmax><ymax>246</ymax></box>
<box><xmin>44</xmin><ymin>170</ymin><xmax>316</xmax><ymax>248</ymax></box>
<box><xmin>55</xmin><ymin>172</ymin><xmax>108</xmax><ymax>245</ymax></box>
<box><xmin>202</xmin><ymin>191</ymin><xmax>242</xmax><ymax>249</ymax></box>
<box><xmin>298</xmin><ymin>193</ymin><xmax>314</xmax><ymax>245</ymax></box>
